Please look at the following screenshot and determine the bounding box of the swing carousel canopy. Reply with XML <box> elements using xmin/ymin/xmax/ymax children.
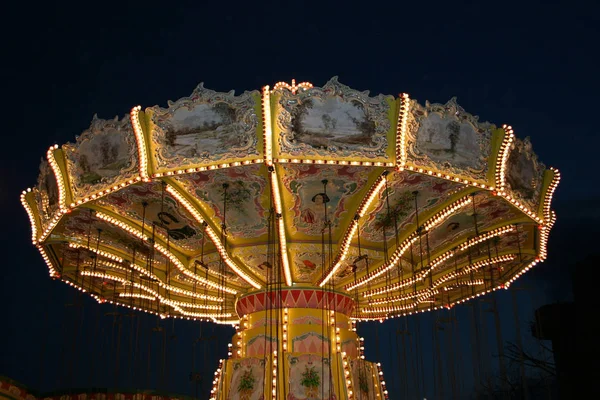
<box><xmin>21</xmin><ymin>77</ymin><xmax>560</xmax><ymax>324</ymax></box>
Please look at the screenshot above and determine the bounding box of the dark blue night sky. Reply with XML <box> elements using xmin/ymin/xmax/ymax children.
<box><xmin>2</xmin><ymin>1</ymin><xmax>598</xmax><ymax>399</ymax></box>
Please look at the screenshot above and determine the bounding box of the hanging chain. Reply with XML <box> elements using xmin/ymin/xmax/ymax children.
<box><xmin>413</xmin><ymin>190</ymin><xmax>423</xmax><ymax>312</ymax></box>
<box><xmin>219</xmin><ymin>183</ymin><xmax>229</xmax><ymax>315</ymax></box>
<box><xmin>469</xmin><ymin>193</ymin><xmax>479</xmax><ymax>296</ymax></box>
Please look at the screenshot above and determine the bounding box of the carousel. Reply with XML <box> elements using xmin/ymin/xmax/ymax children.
<box><xmin>21</xmin><ymin>77</ymin><xmax>560</xmax><ymax>400</ymax></box>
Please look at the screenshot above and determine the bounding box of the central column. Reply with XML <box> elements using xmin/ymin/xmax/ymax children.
<box><xmin>212</xmin><ymin>288</ymin><xmax>388</xmax><ymax>400</ymax></box>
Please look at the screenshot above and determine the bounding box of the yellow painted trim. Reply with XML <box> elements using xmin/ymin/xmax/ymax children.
<box><xmin>537</xmin><ymin>168</ymin><xmax>555</xmax><ymax>218</ymax></box>
<box><xmin>252</xmin><ymin>91</ymin><xmax>265</xmax><ymax>155</ymax></box>
<box><xmin>53</xmin><ymin>148</ymin><xmax>74</xmax><ymax>208</ymax></box>
<box><xmin>386</xmin><ymin>96</ymin><xmax>400</xmax><ymax>163</ymax></box>
<box><xmin>135</xmin><ymin>108</ymin><xmax>153</xmax><ymax>177</ymax></box>
<box><xmin>24</xmin><ymin>191</ymin><xmax>42</xmax><ymax>242</ymax></box>
<box><xmin>488</xmin><ymin>127</ymin><xmax>506</xmax><ymax>186</ymax></box>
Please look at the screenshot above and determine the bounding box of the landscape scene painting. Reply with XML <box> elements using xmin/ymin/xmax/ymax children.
<box><xmin>36</xmin><ymin>160</ymin><xmax>59</xmax><ymax>220</ymax></box>
<box><xmin>415</xmin><ymin>113</ymin><xmax>483</xmax><ymax>170</ymax></box>
<box><xmin>290</xmin><ymin>97</ymin><xmax>377</xmax><ymax>150</ymax></box>
<box><xmin>75</xmin><ymin>131</ymin><xmax>132</xmax><ymax>185</ymax></box>
<box><xmin>506</xmin><ymin>140</ymin><xmax>539</xmax><ymax>201</ymax></box>
<box><xmin>159</xmin><ymin>102</ymin><xmax>250</xmax><ymax>159</ymax></box>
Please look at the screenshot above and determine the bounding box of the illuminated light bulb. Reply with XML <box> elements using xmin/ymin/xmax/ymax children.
<box><xmin>129</xmin><ymin>106</ymin><xmax>149</xmax><ymax>180</ymax></box>
<box><xmin>20</xmin><ymin>192</ymin><xmax>38</xmax><ymax>244</ymax></box>
<box><xmin>458</xmin><ymin>225</ymin><xmax>515</xmax><ymax>251</ymax></box>
<box><xmin>262</xmin><ymin>86</ymin><xmax>273</xmax><ymax>166</ymax></box>
<box><xmin>96</xmin><ymin>209</ymin><xmax>241</xmax><ymax>293</ymax></box>
<box><xmin>345</xmin><ymin>234</ymin><xmax>418</xmax><ymax>291</ymax></box>
<box><xmin>46</xmin><ymin>146</ymin><xmax>68</xmax><ymax>213</ymax></box>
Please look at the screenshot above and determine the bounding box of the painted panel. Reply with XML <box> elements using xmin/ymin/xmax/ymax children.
<box><xmin>250</xmin><ymin>317</ymin><xmax>282</xmax><ymax>329</ymax></box>
<box><xmin>246</xmin><ymin>334</ymin><xmax>276</xmax><ymax>358</ymax></box>
<box><xmin>226</xmin><ymin>358</ymin><xmax>265</xmax><ymax>400</ymax></box>
<box><xmin>292</xmin><ymin>332</ymin><xmax>330</xmax><ymax>354</ymax></box>
<box><xmin>287</xmin><ymin>354</ymin><xmax>335</xmax><ymax>400</ymax></box>
<box><xmin>34</xmin><ymin>159</ymin><xmax>60</xmax><ymax>229</ymax></box>
<box><xmin>63</xmin><ymin>115</ymin><xmax>138</xmax><ymax>201</ymax></box>
<box><xmin>360</xmin><ymin>171</ymin><xmax>464</xmax><ymax>244</ymax></box>
<box><xmin>61</xmin><ymin>208</ymin><xmax>158</xmax><ymax>259</ymax></box>
<box><xmin>505</xmin><ymin>137</ymin><xmax>545</xmax><ymax>211</ymax></box>
<box><xmin>275</xmin><ymin>77</ymin><xmax>393</xmax><ymax>161</ymax></box>
<box><xmin>98</xmin><ymin>182</ymin><xmax>205</xmax><ymax>253</ymax></box>
<box><xmin>426</xmin><ymin>195</ymin><xmax>521</xmax><ymax>256</ymax></box>
<box><xmin>149</xmin><ymin>85</ymin><xmax>260</xmax><ymax>171</ymax></box>
<box><xmin>406</xmin><ymin>98</ymin><xmax>493</xmax><ymax>181</ymax></box>
<box><xmin>230</xmin><ymin>245</ymin><xmax>270</xmax><ymax>282</ymax></box>
<box><xmin>281</xmin><ymin>164</ymin><xmax>370</xmax><ymax>238</ymax></box>
<box><xmin>175</xmin><ymin>165</ymin><xmax>269</xmax><ymax>241</ymax></box>
<box><xmin>289</xmin><ymin>243</ymin><xmax>326</xmax><ymax>283</ymax></box>
<box><xmin>350</xmin><ymin>360</ymin><xmax>376</xmax><ymax>400</ymax></box>
<box><xmin>92</xmin><ymin>181</ymin><xmax>254</xmax><ymax>287</ymax></box>
<box><xmin>341</xmin><ymin>340</ymin><xmax>358</xmax><ymax>359</ymax></box>
<box><xmin>288</xmin><ymin>244</ymin><xmax>385</xmax><ymax>284</ymax></box>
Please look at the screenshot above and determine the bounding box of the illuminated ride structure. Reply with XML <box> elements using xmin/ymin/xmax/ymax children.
<box><xmin>21</xmin><ymin>78</ymin><xmax>560</xmax><ymax>400</ymax></box>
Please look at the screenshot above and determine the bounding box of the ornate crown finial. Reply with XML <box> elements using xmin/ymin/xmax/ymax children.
<box><xmin>272</xmin><ymin>79</ymin><xmax>313</xmax><ymax>94</ymax></box>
